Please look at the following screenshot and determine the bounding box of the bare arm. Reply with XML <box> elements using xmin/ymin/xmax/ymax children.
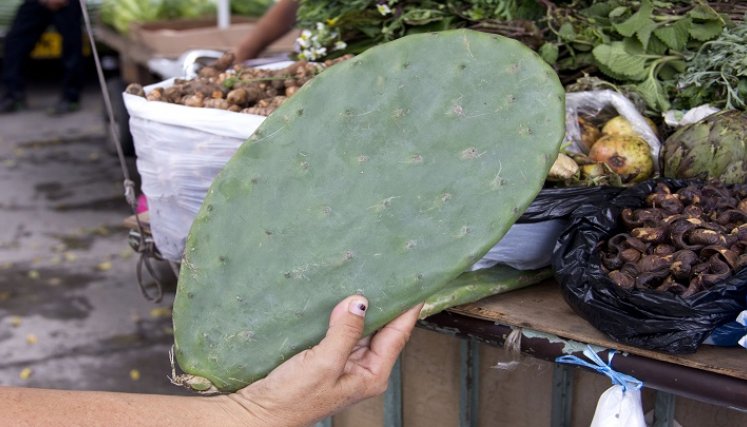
<box><xmin>1</xmin><ymin>388</ymin><xmax>252</xmax><ymax>426</ymax></box>
<box><xmin>235</xmin><ymin>0</ymin><xmax>300</xmax><ymax>62</ymax></box>
<box><xmin>0</xmin><ymin>295</ymin><xmax>423</xmax><ymax>427</ymax></box>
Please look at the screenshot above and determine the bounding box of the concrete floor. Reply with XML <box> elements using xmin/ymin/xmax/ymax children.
<box><xmin>0</xmin><ymin>78</ymin><xmax>189</xmax><ymax>395</ymax></box>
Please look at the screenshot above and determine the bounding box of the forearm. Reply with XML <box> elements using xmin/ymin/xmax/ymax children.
<box><xmin>235</xmin><ymin>0</ymin><xmax>299</xmax><ymax>61</ymax></box>
<box><xmin>0</xmin><ymin>386</ymin><xmax>262</xmax><ymax>426</ymax></box>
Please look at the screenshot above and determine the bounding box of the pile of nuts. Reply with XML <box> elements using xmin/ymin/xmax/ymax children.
<box><xmin>126</xmin><ymin>53</ymin><xmax>353</xmax><ymax>116</ymax></box>
<box><xmin>601</xmin><ymin>181</ymin><xmax>747</xmax><ymax>296</ymax></box>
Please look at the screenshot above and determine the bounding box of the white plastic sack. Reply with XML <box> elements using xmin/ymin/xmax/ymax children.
<box><xmin>125</xmin><ymin>82</ymin><xmax>268</xmax><ymax>261</ymax></box>
<box><xmin>590</xmin><ymin>385</ymin><xmax>646</xmax><ymax>427</ymax></box>
<box><xmin>469</xmin><ymin>219</ymin><xmax>567</xmax><ymax>271</ymax></box>
<box><xmin>565</xmin><ymin>90</ymin><xmax>661</xmax><ymax>171</ymax></box>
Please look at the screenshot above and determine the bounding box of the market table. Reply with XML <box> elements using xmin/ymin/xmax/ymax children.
<box><xmin>420</xmin><ymin>280</ymin><xmax>747</xmax><ymax>412</ymax></box>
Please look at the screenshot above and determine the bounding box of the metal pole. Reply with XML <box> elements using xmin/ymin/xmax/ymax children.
<box><xmin>459</xmin><ymin>338</ymin><xmax>480</xmax><ymax>427</ymax></box>
<box><xmin>550</xmin><ymin>364</ymin><xmax>574</xmax><ymax>427</ymax></box>
<box><xmin>653</xmin><ymin>391</ymin><xmax>676</xmax><ymax>427</ymax></box>
<box><xmin>420</xmin><ymin>313</ymin><xmax>747</xmax><ymax>410</ymax></box>
<box><xmin>314</xmin><ymin>419</ymin><xmax>332</xmax><ymax>427</ymax></box>
<box><xmin>217</xmin><ymin>0</ymin><xmax>231</xmax><ymax>29</ymax></box>
<box><xmin>384</xmin><ymin>356</ymin><xmax>403</xmax><ymax>427</ymax></box>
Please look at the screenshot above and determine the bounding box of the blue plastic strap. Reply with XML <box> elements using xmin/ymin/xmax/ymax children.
<box><xmin>556</xmin><ymin>346</ymin><xmax>643</xmax><ymax>392</ymax></box>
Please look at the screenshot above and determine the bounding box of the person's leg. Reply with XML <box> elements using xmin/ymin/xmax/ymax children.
<box><xmin>50</xmin><ymin>0</ymin><xmax>83</xmax><ymax>113</ymax></box>
<box><xmin>1</xmin><ymin>0</ymin><xmax>53</xmax><ymax>111</ymax></box>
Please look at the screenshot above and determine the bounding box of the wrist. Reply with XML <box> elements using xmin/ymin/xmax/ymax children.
<box><xmin>207</xmin><ymin>393</ymin><xmax>274</xmax><ymax>426</ymax></box>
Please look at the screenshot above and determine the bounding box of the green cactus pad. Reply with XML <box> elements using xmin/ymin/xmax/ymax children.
<box><xmin>173</xmin><ymin>29</ymin><xmax>565</xmax><ymax>392</ymax></box>
<box><xmin>420</xmin><ymin>266</ymin><xmax>553</xmax><ymax>319</ymax></box>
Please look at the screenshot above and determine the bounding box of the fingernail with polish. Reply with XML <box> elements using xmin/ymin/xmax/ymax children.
<box><xmin>349</xmin><ymin>298</ymin><xmax>367</xmax><ymax>317</ymax></box>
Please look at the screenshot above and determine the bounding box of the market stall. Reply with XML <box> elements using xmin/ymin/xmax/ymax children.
<box><xmin>102</xmin><ymin>1</ymin><xmax>747</xmax><ymax>425</ymax></box>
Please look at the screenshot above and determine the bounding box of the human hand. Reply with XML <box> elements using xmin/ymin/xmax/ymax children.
<box><xmin>40</xmin><ymin>0</ymin><xmax>68</xmax><ymax>11</ymax></box>
<box><xmin>231</xmin><ymin>295</ymin><xmax>423</xmax><ymax>427</ymax></box>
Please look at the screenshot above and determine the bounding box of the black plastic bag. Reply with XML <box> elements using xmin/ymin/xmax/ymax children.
<box><xmin>520</xmin><ymin>185</ymin><xmax>624</xmax><ymax>223</ymax></box>
<box><xmin>472</xmin><ymin>185</ymin><xmax>624</xmax><ymax>271</ymax></box>
<box><xmin>553</xmin><ymin>178</ymin><xmax>747</xmax><ymax>354</ymax></box>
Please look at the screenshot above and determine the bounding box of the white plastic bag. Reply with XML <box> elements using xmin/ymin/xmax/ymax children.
<box><xmin>590</xmin><ymin>385</ymin><xmax>646</xmax><ymax>427</ymax></box>
<box><xmin>557</xmin><ymin>346</ymin><xmax>645</xmax><ymax>427</ymax></box>
<box><xmin>468</xmin><ymin>219</ymin><xmax>567</xmax><ymax>271</ymax></box>
<box><xmin>124</xmin><ymin>63</ymin><xmax>293</xmax><ymax>261</ymax></box>
<box><xmin>125</xmin><ymin>81</ymin><xmax>268</xmax><ymax>261</ymax></box>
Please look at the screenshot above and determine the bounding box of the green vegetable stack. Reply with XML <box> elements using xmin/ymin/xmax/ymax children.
<box><xmin>100</xmin><ymin>0</ymin><xmax>273</xmax><ymax>34</ymax></box>
<box><xmin>172</xmin><ymin>29</ymin><xmax>565</xmax><ymax>393</ymax></box>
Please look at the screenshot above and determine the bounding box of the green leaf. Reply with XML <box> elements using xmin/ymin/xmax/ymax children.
<box><xmin>622</xmin><ymin>37</ymin><xmax>645</xmax><ymax>54</ymax></box>
<box><xmin>668</xmin><ymin>59</ymin><xmax>687</xmax><ymax>74</ymax></box>
<box><xmin>688</xmin><ymin>20</ymin><xmax>723</xmax><ymax>41</ymax></box>
<box><xmin>557</xmin><ymin>52</ymin><xmax>594</xmax><ymax>71</ymax></box>
<box><xmin>582</xmin><ymin>2</ymin><xmax>618</xmax><ymax>20</ymax></box>
<box><xmin>609</xmin><ymin>6</ymin><xmax>629</xmax><ymax>19</ymax></box>
<box><xmin>571</xmin><ymin>42</ymin><xmax>593</xmax><ymax>52</ymax></box>
<box><xmin>635</xmin><ymin>19</ymin><xmax>657</xmax><ymax>49</ymax></box>
<box><xmin>688</xmin><ymin>4</ymin><xmax>721</xmax><ymax>21</ymax></box>
<box><xmin>539</xmin><ymin>43</ymin><xmax>559</xmax><ymax>65</ymax></box>
<box><xmin>647</xmin><ymin>33</ymin><xmax>669</xmax><ymax>55</ymax></box>
<box><xmin>653</xmin><ymin>18</ymin><xmax>691</xmax><ymax>51</ymax></box>
<box><xmin>613</xmin><ymin>0</ymin><xmax>653</xmax><ymax>37</ymax></box>
<box><xmin>593</xmin><ymin>42</ymin><xmax>648</xmax><ymax>81</ymax></box>
<box><xmin>558</xmin><ymin>22</ymin><xmax>576</xmax><ymax>41</ymax></box>
<box><xmin>636</xmin><ymin>74</ymin><xmax>671</xmax><ymax>112</ymax></box>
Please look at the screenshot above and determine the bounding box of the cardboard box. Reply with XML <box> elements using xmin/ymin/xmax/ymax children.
<box><xmin>131</xmin><ymin>16</ymin><xmax>299</xmax><ymax>58</ymax></box>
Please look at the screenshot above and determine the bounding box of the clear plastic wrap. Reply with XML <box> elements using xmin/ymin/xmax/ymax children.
<box><xmin>564</xmin><ymin>90</ymin><xmax>661</xmax><ymax>171</ymax></box>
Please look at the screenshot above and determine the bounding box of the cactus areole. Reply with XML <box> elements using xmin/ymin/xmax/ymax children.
<box><xmin>172</xmin><ymin>29</ymin><xmax>565</xmax><ymax>392</ymax></box>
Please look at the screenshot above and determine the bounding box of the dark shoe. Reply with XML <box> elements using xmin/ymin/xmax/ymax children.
<box><xmin>0</xmin><ymin>96</ymin><xmax>25</xmax><ymax>113</ymax></box>
<box><xmin>48</xmin><ymin>99</ymin><xmax>80</xmax><ymax>116</ymax></box>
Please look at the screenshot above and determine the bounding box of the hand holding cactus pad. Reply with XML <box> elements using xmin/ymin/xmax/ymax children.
<box><xmin>172</xmin><ymin>29</ymin><xmax>565</xmax><ymax>392</ymax></box>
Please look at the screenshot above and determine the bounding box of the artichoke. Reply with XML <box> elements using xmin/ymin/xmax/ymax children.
<box><xmin>662</xmin><ymin>110</ymin><xmax>747</xmax><ymax>184</ymax></box>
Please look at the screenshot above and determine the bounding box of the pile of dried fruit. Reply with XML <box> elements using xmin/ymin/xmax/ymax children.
<box><xmin>126</xmin><ymin>53</ymin><xmax>352</xmax><ymax>116</ymax></box>
<box><xmin>601</xmin><ymin>181</ymin><xmax>747</xmax><ymax>297</ymax></box>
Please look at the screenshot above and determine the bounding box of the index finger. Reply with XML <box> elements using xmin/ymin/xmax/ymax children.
<box><xmin>368</xmin><ymin>303</ymin><xmax>424</xmax><ymax>368</ymax></box>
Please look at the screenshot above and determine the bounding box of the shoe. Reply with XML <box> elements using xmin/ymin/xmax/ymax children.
<box><xmin>48</xmin><ymin>99</ymin><xmax>80</xmax><ymax>116</ymax></box>
<box><xmin>0</xmin><ymin>96</ymin><xmax>25</xmax><ymax>113</ymax></box>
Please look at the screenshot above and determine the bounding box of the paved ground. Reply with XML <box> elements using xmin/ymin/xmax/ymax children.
<box><xmin>0</xmin><ymin>73</ymin><xmax>189</xmax><ymax>395</ymax></box>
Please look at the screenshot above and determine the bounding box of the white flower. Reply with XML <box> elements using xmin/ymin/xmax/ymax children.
<box><xmin>296</xmin><ymin>37</ymin><xmax>310</xmax><ymax>48</ymax></box>
<box><xmin>334</xmin><ymin>41</ymin><xmax>347</xmax><ymax>51</ymax></box>
<box><xmin>316</xmin><ymin>22</ymin><xmax>326</xmax><ymax>32</ymax></box>
<box><xmin>300</xmin><ymin>29</ymin><xmax>312</xmax><ymax>39</ymax></box>
<box><xmin>377</xmin><ymin>4</ymin><xmax>392</xmax><ymax>15</ymax></box>
<box><xmin>314</xmin><ymin>47</ymin><xmax>327</xmax><ymax>58</ymax></box>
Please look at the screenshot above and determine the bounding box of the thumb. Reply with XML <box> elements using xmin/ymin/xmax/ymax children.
<box><xmin>313</xmin><ymin>295</ymin><xmax>368</xmax><ymax>373</ymax></box>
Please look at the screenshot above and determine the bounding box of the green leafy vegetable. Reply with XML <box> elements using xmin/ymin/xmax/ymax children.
<box><xmin>674</xmin><ymin>19</ymin><xmax>747</xmax><ymax>110</ymax></box>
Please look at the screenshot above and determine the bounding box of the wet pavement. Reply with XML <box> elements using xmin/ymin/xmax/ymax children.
<box><xmin>0</xmin><ymin>80</ymin><xmax>188</xmax><ymax>395</ymax></box>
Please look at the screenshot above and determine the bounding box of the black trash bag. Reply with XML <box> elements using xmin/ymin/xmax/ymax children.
<box><xmin>553</xmin><ymin>178</ymin><xmax>747</xmax><ymax>354</ymax></box>
<box><xmin>520</xmin><ymin>185</ymin><xmax>624</xmax><ymax>223</ymax></box>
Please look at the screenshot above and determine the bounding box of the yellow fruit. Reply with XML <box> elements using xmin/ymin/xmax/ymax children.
<box><xmin>578</xmin><ymin>117</ymin><xmax>601</xmax><ymax>153</ymax></box>
<box><xmin>580</xmin><ymin>162</ymin><xmax>607</xmax><ymax>180</ymax></box>
<box><xmin>602</xmin><ymin>115</ymin><xmax>657</xmax><ymax>138</ymax></box>
<box><xmin>588</xmin><ymin>135</ymin><xmax>654</xmax><ymax>183</ymax></box>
